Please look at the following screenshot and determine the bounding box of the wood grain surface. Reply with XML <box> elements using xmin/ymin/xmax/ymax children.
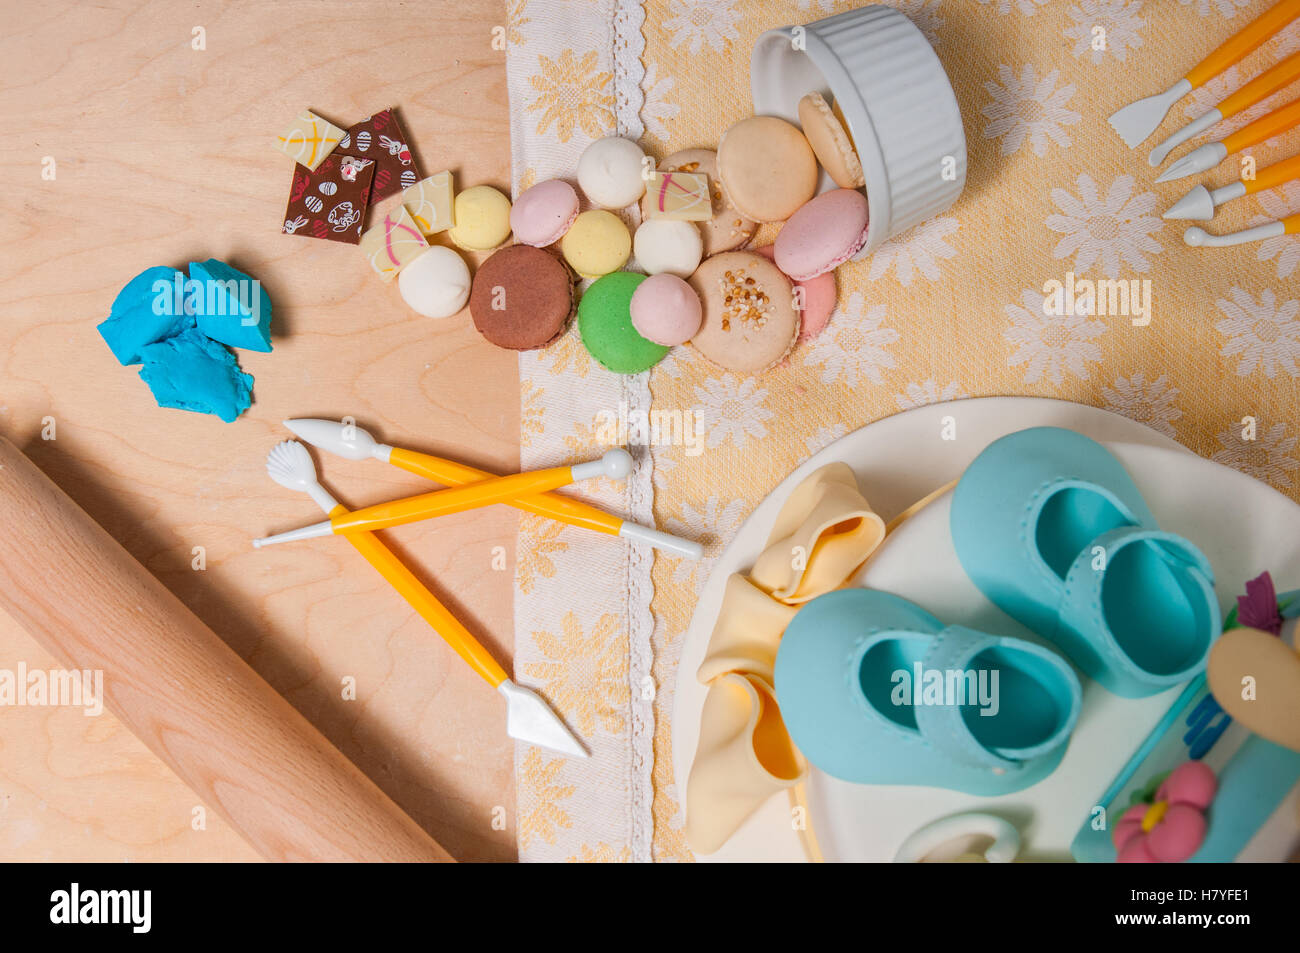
<box><xmin>0</xmin><ymin>0</ymin><xmax>519</xmax><ymax>861</ymax></box>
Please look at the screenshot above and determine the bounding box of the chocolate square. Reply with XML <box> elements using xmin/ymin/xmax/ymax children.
<box><xmin>282</xmin><ymin>153</ymin><xmax>376</xmax><ymax>244</ymax></box>
<box><xmin>338</xmin><ymin>107</ymin><xmax>422</xmax><ymax>201</ymax></box>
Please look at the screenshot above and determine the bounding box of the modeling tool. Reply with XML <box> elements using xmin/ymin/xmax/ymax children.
<box><xmin>1157</xmin><ymin>96</ymin><xmax>1300</xmax><ymax>182</ymax></box>
<box><xmin>1108</xmin><ymin>0</ymin><xmax>1300</xmax><ymax>148</ymax></box>
<box><xmin>1184</xmin><ymin>212</ymin><xmax>1300</xmax><ymax>246</ymax></box>
<box><xmin>282</xmin><ymin>418</ymin><xmax>701</xmax><ymax>558</ymax></box>
<box><xmin>1149</xmin><ymin>50</ymin><xmax>1300</xmax><ymax>167</ymax></box>
<box><xmin>1163</xmin><ymin>152</ymin><xmax>1300</xmax><ymax>219</ymax></box>
<box><xmin>254</xmin><ymin>447</ymin><xmax>634</xmax><ymax>546</ymax></box>
<box><xmin>265</xmin><ymin>440</ymin><xmax>587</xmax><ymax>758</ymax></box>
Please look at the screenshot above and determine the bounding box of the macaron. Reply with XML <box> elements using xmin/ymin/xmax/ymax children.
<box><xmin>688</xmin><ymin>252</ymin><xmax>799</xmax><ymax>373</ymax></box>
<box><xmin>774</xmin><ymin>188</ymin><xmax>869</xmax><ymax>280</ymax></box>
<box><xmin>560</xmin><ymin>209</ymin><xmax>632</xmax><ymax>278</ymax></box>
<box><xmin>629</xmin><ymin>273</ymin><xmax>703</xmax><ymax>346</ymax></box>
<box><xmin>449</xmin><ymin>185</ymin><xmax>512</xmax><ymax>251</ymax></box>
<box><xmin>717</xmin><ymin>116</ymin><xmax>818</xmax><ymax>223</ymax></box>
<box><xmin>469</xmin><ymin>244</ymin><xmax>574</xmax><ymax>350</ymax></box>
<box><xmin>641</xmin><ymin>149</ymin><xmax>756</xmax><ymax>256</ymax></box>
<box><xmin>510</xmin><ymin>179</ymin><xmax>580</xmax><ymax>247</ymax></box>
<box><xmin>578</xmin><ymin>271</ymin><xmax>669</xmax><ymax>374</ymax></box>
<box><xmin>633</xmin><ymin>219</ymin><xmax>703</xmax><ymax>278</ymax></box>
<box><xmin>398</xmin><ymin>246</ymin><xmax>472</xmax><ymax>318</ymax></box>
<box><xmin>797</xmin><ymin>92</ymin><xmax>866</xmax><ymax>190</ymax></box>
<box><xmin>578</xmin><ymin>136</ymin><xmax>648</xmax><ymax>208</ymax></box>
<box><xmin>753</xmin><ymin>244</ymin><xmax>835</xmax><ymax>341</ymax></box>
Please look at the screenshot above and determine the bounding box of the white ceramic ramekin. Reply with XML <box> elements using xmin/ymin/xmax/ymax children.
<box><xmin>751</xmin><ymin>5</ymin><xmax>967</xmax><ymax>255</ymax></box>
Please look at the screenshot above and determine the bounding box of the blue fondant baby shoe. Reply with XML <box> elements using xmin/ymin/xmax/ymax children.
<box><xmin>950</xmin><ymin>427</ymin><xmax>1219</xmax><ymax>698</ymax></box>
<box><xmin>774</xmin><ymin>589</ymin><xmax>1081</xmax><ymax>794</ymax></box>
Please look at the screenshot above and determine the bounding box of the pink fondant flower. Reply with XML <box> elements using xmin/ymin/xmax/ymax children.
<box><xmin>1114</xmin><ymin>761</ymin><xmax>1217</xmax><ymax>863</ymax></box>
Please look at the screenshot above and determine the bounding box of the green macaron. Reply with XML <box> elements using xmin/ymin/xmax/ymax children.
<box><xmin>578</xmin><ymin>272</ymin><xmax>669</xmax><ymax>374</ymax></box>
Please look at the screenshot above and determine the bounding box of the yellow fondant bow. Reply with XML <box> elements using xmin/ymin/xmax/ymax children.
<box><xmin>685</xmin><ymin>463</ymin><xmax>888</xmax><ymax>854</ymax></box>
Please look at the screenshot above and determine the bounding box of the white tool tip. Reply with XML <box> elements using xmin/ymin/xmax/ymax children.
<box><xmin>1163</xmin><ymin>186</ymin><xmax>1213</xmax><ymax>221</ymax></box>
<box><xmin>602</xmin><ymin>448</ymin><xmax>634</xmax><ymax>480</ymax></box>
<box><xmin>1184</xmin><ymin>227</ymin><xmax>1209</xmax><ymax>247</ymax></box>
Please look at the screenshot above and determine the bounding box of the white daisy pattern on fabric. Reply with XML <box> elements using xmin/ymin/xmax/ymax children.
<box><xmin>1100</xmin><ymin>372</ymin><xmax>1182</xmax><ymax>438</ymax></box>
<box><xmin>804</xmin><ymin>422</ymin><xmax>849</xmax><ymax>456</ymax></box>
<box><xmin>1005</xmin><ymin>288</ymin><xmax>1106</xmax><ymax>385</ymax></box>
<box><xmin>1211</xmin><ymin>421</ymin><xmax>1299</xmax><ymax>489</ymax></box>
<box><xmin>896</xmin><ymin>379</ymin><xmax>967</xmax><ymax>410</ymax></box>
<box><xmin>977</xmin><ymin>0</ymin><xmax>1049</xmax><ymax>14</ymax></box>
<box><xmin>1046</xmin><ymin>173</ymin><xmax>1162</xmax><ymax>277</ymax></box>
<box><xmin>1214</xmin><ymin>286</ymin><xmax>1300</xmax><ymax>379</ymax></box>
<box><xmin>1179</xmin><ymin>0</ymin><xmax>1252</xmax><ymax>18</ymax></box>
<box><xmin>663</xmin><ymin>495</ymin><xmax>750</xmax><ymax>589</ymax></box>
<box><xmin>1251</xmin><ymin>183</ymin><xmax>1300</xmax><ymax>279</ymax></box>
<box><xmin>663</xmin><ymin>0</ymin><xmax>742</xmax><ymax>55</ymax></box>
<box><xmin>804</xmin><ymin>293</ymin><xmax>899</xmax><ymax>386</ymax></box>
<box><xmin>641</xmin><ymin>62</ymin><xmax>680</xmax><ymax>141</ymax></box>
<box><xmin>981</xmin><ymin>64</ymin><xmax>1081</xmax><ymax>158</ymax></box>
<box><xmin>867</xmin><ymin>217</ymin><xmax>960</xmax><ymax>287</ymax></box>
<box><xmin>693</xmin><ymin>374</ymin><xmax>774</xmax><ymax>449</ymax></box>
<box><xmin>1065</xmin><ymin>1</ymin><xmax>1145</xmax><ymax>64</ymax></box>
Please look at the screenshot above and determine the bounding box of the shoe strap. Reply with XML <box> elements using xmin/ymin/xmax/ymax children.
<box><xmin>1059</xmin><ymin>526</ymin><xmax>1214</xmax><ymax>648</ymax></box>
<box><xmin>911</xmin><ymin>627</ymin><xmax>1022</xmax><ymax>773</ymax></box>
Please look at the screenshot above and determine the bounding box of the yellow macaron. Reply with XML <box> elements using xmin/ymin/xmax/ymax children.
<box><xmin>560</xmin><ymin>209</ymin><xmax>631</xmax><ymax>279</ymax></box>
<box><xmin>449</xmin><ymin>185</ymin><xmax>513</xmax><ymax>251</ymax></box>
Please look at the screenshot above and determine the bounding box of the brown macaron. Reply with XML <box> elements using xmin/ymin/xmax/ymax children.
<box><xmin>470</xmin><ymin>244</ymin><xmax>575</xmax><ymax>350</ymax></box>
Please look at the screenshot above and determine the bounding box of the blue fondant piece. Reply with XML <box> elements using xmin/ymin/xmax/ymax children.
<box><xmin>774</xmin><ymin>589</ymin><xmax>1081</xmax><ymax>795</ymax></box>
<box><xmin>951</xmin><ymin>427</ymin><xmax>1220</xmax><ymax>698</ymax></box>
<box><xmin>137</xmin><ymin>327</ymin><xmax>253</xmax><ymax>423</ymax></box>
<box><xmin>96</xmin><ymin>266</ymin><xmax>194</xmax><ymax>365</ymax></box>
<box><xmin>1070</xmin><ymin>674</ymin><xmax>1300</xmax><ymax>862</ymax></box>
<box><xmin>188</xmin><ymin>259</ymin><xmax>272</xmax><ymax>352</ymax></box>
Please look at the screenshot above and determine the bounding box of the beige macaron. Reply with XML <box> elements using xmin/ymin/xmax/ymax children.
<box><xmin>798</xmin><ymin>92</ymin><xmax>866</xmax><ymax>190</ymax></box>
<box><xmin>688</xmin><ymin>251</ymin><xmax>799</xmax><ymax>373</ymax></box>
<box><xmin>640</xmin><ymin>149</ymin><xmax>756</xmax><ymax>256</ymax></box>
<box><xmin>716</xmin><ymin>117</ymin><xmax>819</xmax><ymax>223</ymax></box>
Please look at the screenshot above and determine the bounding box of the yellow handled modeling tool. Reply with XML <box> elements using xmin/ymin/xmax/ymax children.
<box><xmin>1157</xmin><ymin>96</ymin><xmax>1300</xmax><ymax>182</ymax></box>
<box><xmin>264</xmin><ymin>440</ymin><xmax>586</xmax><ymax>757</ymax></box>
<box><xmin>1184</xmin><ymin>210</ymin><xmax>1300</xmax><ymax>247</ymax></box>
<box><xmin>1109</xmin><ymin>0</ymin><xmax>1300</xmax><ymax>147</ymax></box>
<box><xmin>270</xmin><ymin>418</ymin><xmax>702</xmax><ymax>558</ymax></box>
<box><xmin>1164</xmin><ymin>152</ymin><xmax>1300</xmax><ymax>219</ymax></box>
<box><xmin>254</xmin><ymin>447</ymin><xmax>636</xmax><ymax>546</ymax></box>
<box><xmin>1149</xmin><ymin>50</ymin><xmax>1300</xmax><ymax>166</ymax></box>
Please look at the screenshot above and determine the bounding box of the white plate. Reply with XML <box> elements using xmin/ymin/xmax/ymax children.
<box><xmin>671</xmin><ymin>398</ymin><xmax>1300</xmax><ymax>862</ymax></box>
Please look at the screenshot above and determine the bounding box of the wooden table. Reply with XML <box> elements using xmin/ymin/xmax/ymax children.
<box><xmin>0</xmin><ymin>0</ymin><xmax>518</xmax><ymax>861</ymax></box>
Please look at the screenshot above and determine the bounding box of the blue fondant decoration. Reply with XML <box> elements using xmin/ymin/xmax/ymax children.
<box><xmin>951</xmin><ymin>427</ymin><xmax>1221</xmax><ymax>698</ymax></box>
<box><xmin>137</xmin><ymin>327</ymin><xmax>253</xmax><ymax>423</ymax></box>
<box><xmin>188</xmin><ymin>259</ymin><xmax>273</xmax><ymax>352</ymax></box>
<box><xmin>774</xmin><ymin>588</ymin><xmax>1081</xmax><ymax>795</ymax></box>
<box><xmin>96</xmin><ymin>266</ymin><xmax>193</xmax><ymax>365</ymax></box>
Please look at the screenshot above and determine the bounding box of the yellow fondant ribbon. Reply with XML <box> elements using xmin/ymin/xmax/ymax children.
<box><xmin>684</xmin><ymin>463</ymin><xmax>887</xmax><ymax>855</ymax></box>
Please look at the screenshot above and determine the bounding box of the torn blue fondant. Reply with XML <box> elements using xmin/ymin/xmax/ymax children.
<box><xmin>138</xmin><ymin>327</ymin><xmax>253</xmax><ymax>423</ymax></box>
<box><xmin>188</xmin><ymin>259</ymin><xmax>273</xmax><ymax>352</ymax></box>
<box><xmin>96</xmin><ymin>266</ymin><xmax>194</xmax><ymax>365</ymax></box>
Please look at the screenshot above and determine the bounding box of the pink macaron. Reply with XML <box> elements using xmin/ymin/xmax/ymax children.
<box><xmin>629</xmin><ymin>273</ymin><xmax>702</xmax><ymax>346</ymax></box>
<box><xmin>753</xmin><ymin>244</ymin><xmax>835</xmax><ymax>341</ymax></box>
<box><xmin>774</xmin><ymin>188</ymin><xmax>869</xmax><ymax>281</ymax></box>
<box><xmin>511</xmin><ymin>179</ymin><xmax>580</xmax><ymax>247</ymax></box>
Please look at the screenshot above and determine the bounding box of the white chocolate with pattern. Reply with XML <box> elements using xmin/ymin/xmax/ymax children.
<box><xmin>275</xmin><ymin>110</ymin><xmax>345</xmax><ymax>171</ymax></box>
